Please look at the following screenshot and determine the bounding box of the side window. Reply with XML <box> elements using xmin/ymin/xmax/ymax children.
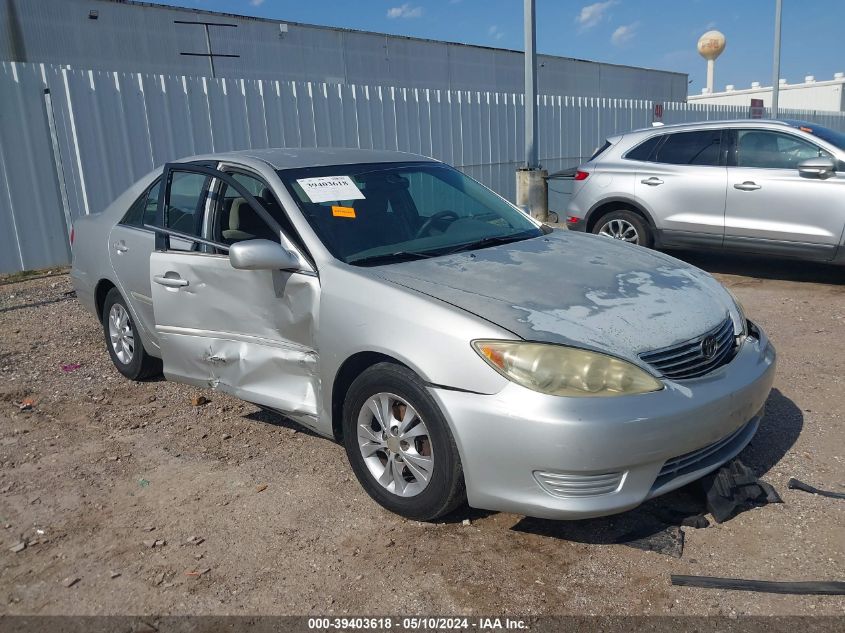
<box><xmin>165</xmin><ymin>172</ymin><xmax>209</xmax><ymax>250</ymax></box>
<box><xmin>142</xmin><ymin>180</ymin><xmax>160</xmax><ymax>226</ymax></box>
<box><xmin>212</xmin><ymin>172</ymin><xmax>295</xmax><ymax>246</ymax></box>
<box><xmin>736</xmin><ymin>130</ymin><xmax>831</xmax><ymax>169</ymax></box>
<box><xmin>652</xmin><ymin>130</ymin><xmax>722</xmax><ymax>166</ymax></box>
<box><xmin>120</xmin><ymin>178</ymin><xmax>160</xmax><ymax>227</ymax></box>
<box><xmin>625</xmin><ymin>135</ymin><xmax>662</xmax><ymax>162</ymax></box>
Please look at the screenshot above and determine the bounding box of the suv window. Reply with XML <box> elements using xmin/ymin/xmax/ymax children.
<box><xmin>120</xmin><ymin>179</ymin><xmax>161</xmax><ymax>228</ymax></box>
<box><xmin>736</xmin><ymin>130</ymin><xmax>832</xmax><ymax>169</ymax></box>
<box><xmin>625</xmin><ymin>135</ymin><xmax>662</xmax><ymax>161</ymax></box>
<box><xmin>590</xmin><ymin>140</ymin><xmax>612</xmax><ymax>161</ymax></box>
<box><xmin>652</xmin><ymin>130</ymin><xmax>722</xmax><ymax>166</ymax></box>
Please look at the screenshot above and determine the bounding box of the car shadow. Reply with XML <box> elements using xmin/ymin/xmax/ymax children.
<box><xmin>664</xmin><ymin>249</ymin><xmax>845</xmax><ymax>285</ymax></box>
<box><xmin>741</xmin><ymin>387</ymin><xmax>804</xmax><ymax>477</ymax></box>
<box><xmin>508</xmin><ymin>388</ymin><xmax>802</xmax><ymax>548</ymax></box>
<box><xmin>244</xmin><ymin>407</ymin><xmax>326</xmax><ymax>440</ymax></box>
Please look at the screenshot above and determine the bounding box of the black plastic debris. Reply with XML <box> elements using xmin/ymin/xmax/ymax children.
<box><xmin>616</xmin><ymin>524</ymin><xmax>684</xmax><ymax>558</ymax></box>
<box><xmin>788</xmin><ymin>477</ymin><xmax>845</xmax><ymax>500</ymax></box>
<box><xmin>671</xmin><ymin>574</ymin><xmax>845</xmax><ymax>596</ymax></box>
<box><xmin>680</xmin><ymin>514</ymin><xmax>710</xmax><ymax>529</ymax></box>
<box><xmin>699</xmin><ymin>459</ymin><xmax>782</xmax><ymax>523</ymax></box>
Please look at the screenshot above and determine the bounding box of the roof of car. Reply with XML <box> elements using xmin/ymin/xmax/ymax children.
<box><xmin>209</xmin><ymin>147</ymin><xmax>438</xmax><ymax>170</ymax></box>
<box><xmin>626</xmin><ymin>119</ymin><xmax>799</xmax><ymax>136</ymax></box>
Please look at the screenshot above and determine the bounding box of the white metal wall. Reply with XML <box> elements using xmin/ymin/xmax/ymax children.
<box><xmin>2</xmin><ymin>61</ymin><xmax>845</xmax><ymax>273</ymax></box>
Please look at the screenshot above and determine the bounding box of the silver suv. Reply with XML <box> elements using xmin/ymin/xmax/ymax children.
<box><xmin>566</xmin><ymin>119</ymin><xmax>845</xmax><ymax>264</ymax></box>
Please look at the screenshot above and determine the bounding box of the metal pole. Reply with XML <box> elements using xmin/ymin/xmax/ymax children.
<box><xmin>771</xmin><ymin>0</ymin><xmax>782</xmax><ymax>118</ymax></box>
<box><xmin>204</xmin><ymin>23</ymin><xmax>216</xmax><ymax>78</ymax></box>
<box><xmin>524</xmin><ymin>0</ymin><xmax>538</xmax><ymax>168</ymax></box>
<box><xmin>515</xmin><ymin>0</ymin><xmax>548</xmax><ymax>222</ymax></box>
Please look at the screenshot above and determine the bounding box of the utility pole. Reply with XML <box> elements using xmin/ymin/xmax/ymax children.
<box><xmin>515</xmin><ymin>0</ymin><xmax>548</xmax><ymax>222</ymax></box>
<box><xmin>771</xmin><ymin>0</ymin><xmax>783</xmax><ymax>118</ymax></box>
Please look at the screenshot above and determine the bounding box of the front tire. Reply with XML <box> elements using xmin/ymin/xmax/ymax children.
<box><xmin>101</xmin><ymin>288</ymin><xmax>161</xmax><ymax>380</ymax></box>
<box><xmin>342</xmin><ymin>363</ymin><xmax>466</xmax><ymax>521</ymax></box>
<box><xmin>592</xmin><ymin>209</ymin><xmax>652</xmax><ymax>247</ymax></box>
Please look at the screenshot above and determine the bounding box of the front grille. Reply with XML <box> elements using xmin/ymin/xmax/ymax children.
<box><xmin>651</xmin><ymin>417</ymin><xmax>759</xmax><ymax>491</ymax></box>
<box><xmin>534</xmin><ymin>470</ymin><xmax>624</xmax><ymax>498</ymax></box>
<box><xmin>640</xmin><ymin>317</ymin><xmax>737</xmax><ymax>380</ymax></box>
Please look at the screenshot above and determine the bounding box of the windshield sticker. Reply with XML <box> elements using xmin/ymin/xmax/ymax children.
<box><xmin>296</xmin><ymin>176</ymin><xmax>365</xmax><ymax>203</ymax></box>
<box><xmin>331</xmin><ymin>205</ymin><xmax>356</xmax><ymax>219</ymax></box>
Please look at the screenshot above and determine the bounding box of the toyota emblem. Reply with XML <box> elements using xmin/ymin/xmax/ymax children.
<box><xmin>701</xmin><ymin>335</ymin><xmax>718</xmax><ymax>359</ymax></box>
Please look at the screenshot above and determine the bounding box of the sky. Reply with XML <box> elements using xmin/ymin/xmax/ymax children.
<box><xmin>149</xmin><ymin>0</ymin><xmax>844</xmax><ymax>94</ymax></box>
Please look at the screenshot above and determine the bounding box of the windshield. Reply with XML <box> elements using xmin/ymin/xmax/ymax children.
<box><xmin>279</xmin><ymin>162</ymin><xmax>543</xmax><ymax>265</ymax></box>
<box><xmin>785</xmin><ymin>120</ymin><xmax>845</xmax><ymax>151</ymax></box>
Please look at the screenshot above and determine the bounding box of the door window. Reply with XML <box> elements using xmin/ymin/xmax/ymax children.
<box><xmin>652</xmin><ymin>130</ymin><xmax>722</xmax><ymax>166</ymax></box>
<box><xmin>165</xmin><ymin>172</ymin><xmax>209</xmax><ymax>244</ymax></box>
<box><xmin>211</xmin><ymin>172</ymin><xmax>297</xmax><ymax>246</ymax></box>
<box><xmin>625</xmin><ymin>135</ymin><xmax>662</xmax><ymax>162</ymax></box>
<box><xmin>736</xmin><ymin>130</ymin><xmax>832</xmax><ymax>169</ymax></box>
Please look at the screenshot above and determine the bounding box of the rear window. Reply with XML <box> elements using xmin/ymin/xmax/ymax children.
<box><xmin>589</xmin><ymin>140</ymin><xmax>612</xmax><ymax>161</ymax></box>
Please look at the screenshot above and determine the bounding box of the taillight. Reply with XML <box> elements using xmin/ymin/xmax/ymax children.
<box><xmin>566</xmin><ymin>216</ymin><xmax>581</xmax><ymax>224</ymax></box>
<box><xmin>574</xmin><ymin>170</ymin><xmax>590</xmax><ymax>181</ymax></box>
<box><xmin>70</xmin><ymin>226</ymin><xmax>75</xmax><ymax>246</ymax></box>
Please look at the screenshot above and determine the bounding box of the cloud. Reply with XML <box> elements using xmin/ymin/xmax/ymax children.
<box><xmin>249</xmin><ymin>0</ymin><xmax>264</xmax><ymax>6</ymax></box>
<box><xmin>387</xmin><ymin>3</ymin><xmax>423</xmax><ymax>19</ymax></box>
<box><xmin>576</xmin><ymin>1</ymin><xmax>617</xmax><ymax>30</ymax></box>
<box><xmin>488</xmin><ymin>25</ymin><xmax>504</xmax><ymax>41</ymax></box>
<box><xmin>611</xmin><ymin>22</ymin><xmax>638</xmax><ymax>46</ymax></box>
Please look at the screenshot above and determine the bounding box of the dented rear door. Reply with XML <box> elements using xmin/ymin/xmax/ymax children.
<box><xmin>149</xmin><ymin>163</ymin><xmax>321</xmax><ymax>426</ymax></box>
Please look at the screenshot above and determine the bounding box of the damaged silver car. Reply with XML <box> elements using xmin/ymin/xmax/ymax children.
<box><xmin>71</xmin><ymin>148</ymin><xmax>776</xmax><ymax>521</ymax></box>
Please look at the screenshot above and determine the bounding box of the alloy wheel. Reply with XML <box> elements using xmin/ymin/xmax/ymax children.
<box><xmin>356</xmin><ymin>392</ymin><xmax>434</xmax><ymax>497</ymax></box>
<box><xmin>108</xmin><ymin>304</ymin><xmax>135</xmax><ymax>365</ymax></box>
<box><xmin>598</xmin><ymin>218</ymin><xmax>640</xmax><ymax>244</ymax></box>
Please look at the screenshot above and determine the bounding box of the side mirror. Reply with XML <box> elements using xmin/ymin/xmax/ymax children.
<box><xmin>229</xmin><ymin>239</ymin><xmax>301</xmax><ymax>271</ymax></box>
<box><xmin>798</xmin><ymin>157</ymin><xmax>836</xmax><ymax>178</ymax></box>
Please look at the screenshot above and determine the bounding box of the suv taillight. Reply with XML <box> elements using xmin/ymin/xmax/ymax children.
<box><xmin>70</xmin><ymin>226</ymin><xmax>75</xmax><ymax>246</ymax></box>
<box><xmin>574</xmin><ymin>170</ymin><xmax>589</xmax><ymax>181</ymax></box>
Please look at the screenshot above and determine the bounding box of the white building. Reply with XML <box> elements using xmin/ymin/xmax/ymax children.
<box><xmin>689</xmin><ymin>73</ymin><xmax>845</xmax><ymax>112</ymax></box>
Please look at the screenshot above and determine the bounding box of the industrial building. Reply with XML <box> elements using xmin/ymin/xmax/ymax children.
<box><xmin>1</xmin><ymin>0</ymin><xmax>688</xmax><ymax>101</ymax></box>
<box><xmin>689</xmin><ymin>73</ymin><xmax>845</xmax><ymax>112</ymax></box>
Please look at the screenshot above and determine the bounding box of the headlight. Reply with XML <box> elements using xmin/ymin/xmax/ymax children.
<box><xmin>725</xmin><ymin>288</ymin><xmax>749</xmax><ymax>337</ymax></box>
<box><xmin>472</xmin><ymin>341</ymin><xmax>663</xmax><ymax>398</ymax></box>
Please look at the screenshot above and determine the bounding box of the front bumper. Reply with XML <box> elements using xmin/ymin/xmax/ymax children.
<box><xmin>429</xmin><ymin>327</ymin><xmax>776</xmax><ymax>520</ymax></box>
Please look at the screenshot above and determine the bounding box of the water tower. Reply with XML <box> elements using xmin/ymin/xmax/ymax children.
<box><xmin>697</xmin><ymin>30</ymin><xmax>726</xmax><ymax>94</ymax></box>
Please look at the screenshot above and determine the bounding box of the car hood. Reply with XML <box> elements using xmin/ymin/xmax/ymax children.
<box><xmin>373</xmin><ymin>230</ymin><xmax>738</xmax><ymax>362</ymax></box>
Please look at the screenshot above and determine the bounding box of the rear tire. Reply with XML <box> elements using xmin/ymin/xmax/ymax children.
<box><xmin>101</xmin><ymin>288</ymin><xmax>162</xmax><ymax>381</ymax></box>
<box><xmin>592</xmin><ymin>209</ymin><xmax>653</xmax><ymax>248</ymax></box>
<box><xmin>342</xmin><ymin>363</ymin><xmax>466</xmax><ymax>521</ymax></box>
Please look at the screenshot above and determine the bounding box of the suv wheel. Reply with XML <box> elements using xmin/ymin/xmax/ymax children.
<box><xmin>342</xmin><ymin>363</ymin><xmax>466</xmax><ymax>521</ymax></box>
<box><xmin>593</xmin><ymin>209</ymin><xmax>652</xmax><ymax>247</ymax></box>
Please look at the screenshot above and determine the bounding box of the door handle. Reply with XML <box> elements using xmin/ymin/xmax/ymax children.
<box><xmin>153</xmin><ymin>275</ymin><xmax>189</xmax><ymax>288</ymax></box>
<box><xmin>734</xmin><ymin>181</ymin><xmax>762</xmax><ymax>191</ymax></box>
<box><xmin>113</xmin><ymin>241</ymin><xmax>129</xmax><ymax>253</ymax></box>
<box><xmin>640</xmin><ymin>177</ymin><xmax>664</xmax><ymax>186</ymax></box>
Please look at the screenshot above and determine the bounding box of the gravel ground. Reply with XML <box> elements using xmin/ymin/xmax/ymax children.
<box><xmin>0</xmin><ymin>252</ymin><xmax>843</xmax><ymax>617</ymax></box>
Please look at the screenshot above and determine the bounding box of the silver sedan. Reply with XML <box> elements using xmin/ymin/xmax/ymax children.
<box><xmin>71</xmin><ymin>149</ymin><xmax>776</xmax><ymax>521</ymax></box>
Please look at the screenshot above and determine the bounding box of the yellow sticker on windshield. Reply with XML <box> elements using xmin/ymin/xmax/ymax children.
<box><xmin>332</xmin><ymin>205</ymin><xmax>356</xmax><ymax>218</ymax></box>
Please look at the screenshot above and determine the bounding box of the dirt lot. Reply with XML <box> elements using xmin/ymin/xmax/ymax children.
<box><xmin>0</xmin><ymin>252</ymin><xmax>843</xmax><ymax>617</ymax></box>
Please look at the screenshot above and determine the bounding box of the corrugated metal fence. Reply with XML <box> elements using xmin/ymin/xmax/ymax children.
<box><xmin>3</xmin><ymin>61</ymin><xmax>845</xmax><ymax>273</ymax></box>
